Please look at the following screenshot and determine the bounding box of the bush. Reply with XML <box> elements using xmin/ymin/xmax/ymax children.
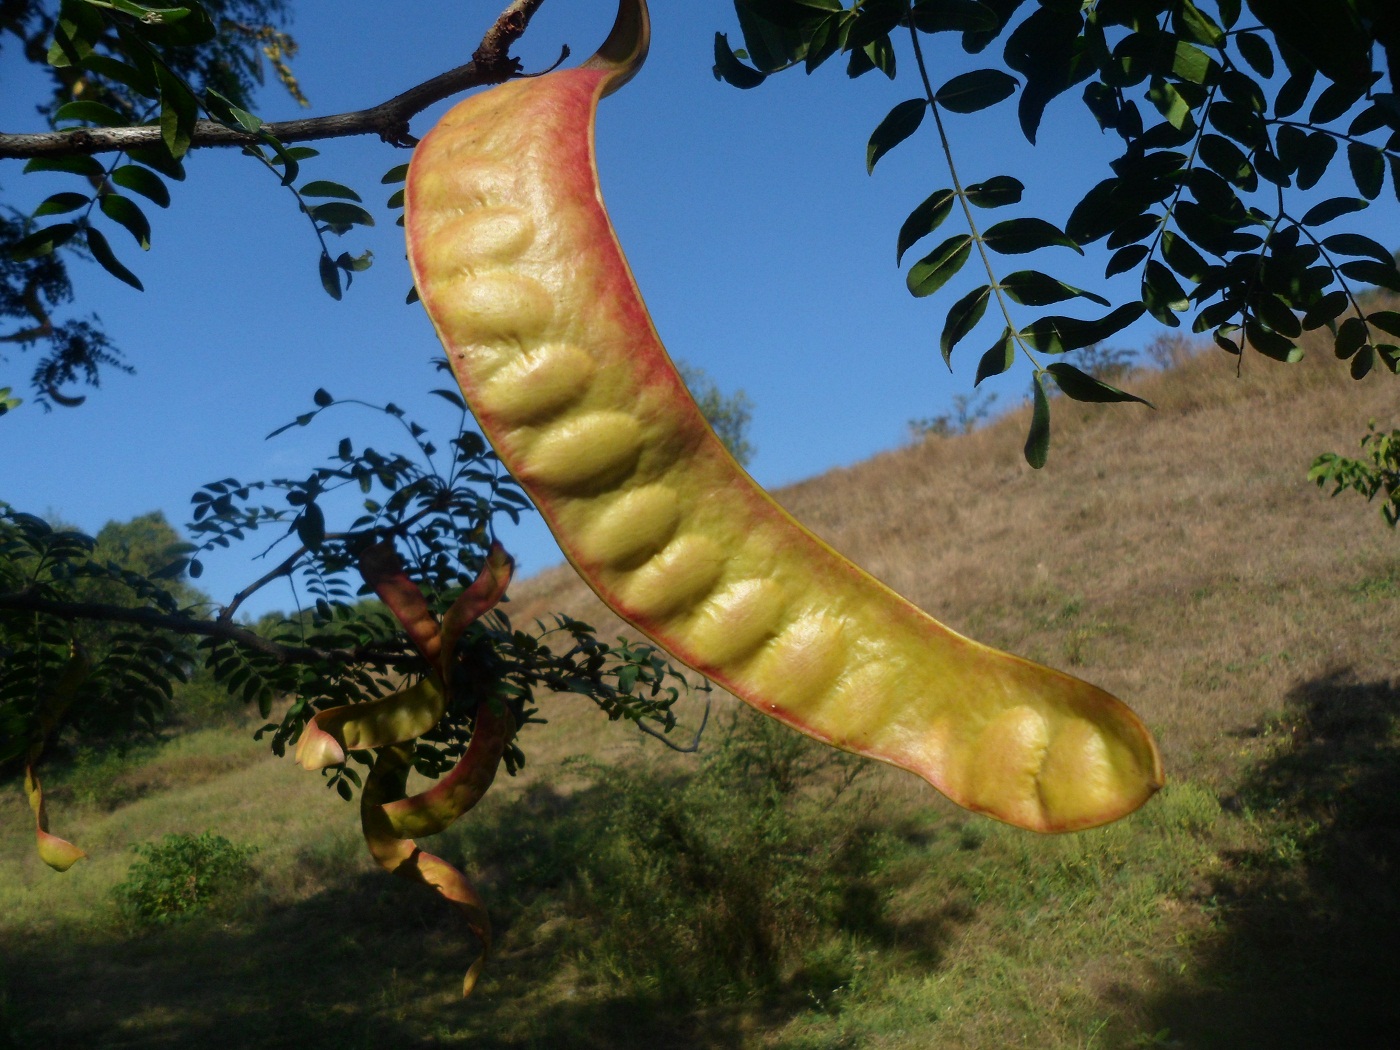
<box><xmin>113</xmin><ymin>831</ymin><xmax>259</xmax><ymax>925</ymax></box>
<box><xmin>458</xmin><ymin>707</ymin><xmax>883</xmax><ymax>1005</ymax></box>
<box><xmin>585</xmin><ymin>713</ymin><xmax>879</xmax><ymax>1001</ymax></box>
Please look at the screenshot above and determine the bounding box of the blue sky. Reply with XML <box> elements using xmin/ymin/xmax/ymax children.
<box><xmin>2</xmin><ymin>1</ymin><xmax>1364</xmax><ymax>617</ymax></box>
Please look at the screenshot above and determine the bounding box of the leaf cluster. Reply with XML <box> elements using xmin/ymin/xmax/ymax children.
<box><xmin>216</xmin><ymin>388</ymin><xmax>696</xmax><ymax>792</ymax></box>
<box><xmin>2</xmin><ymin>0</ymin><xmax>376</xmax><ymax>405</ymax></box>
<box><xmin>716</xmin><ymin>0</ymin><xmax>1400</xmax><ymax>465</ymax></box>
<box><xmin>1310</xmin><ymin>420</ymin><xmax>1400</xmax><ymax>527</ymax></box>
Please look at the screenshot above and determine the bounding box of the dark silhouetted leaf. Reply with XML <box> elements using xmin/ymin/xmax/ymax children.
<box><xmin>1340</xmin><ymin>259</ymin><xmax>1400</xmax><ymax>292</ymax></box>
<box><xmin>99</xmin><ymin>193</ymin><xmax>151</xmax><ymax>249</ymax></box>
<box><xmin>1025</xmin><ymin>372</ymin><xmax>1050</xmax><ymax>468</ymax></box>
<box><xmin>1251</xmin><ymin>292</ymin><xmax>1302</xmax><ymax>338</ymax></box>
<box><xmin>1367</xmin><ymin>310</ymin><xmax>1400</xmax><ymax>338</ymax></box>
<box><xmin>1235</xmin><ymin>31</ymin><xmax>1273</xmax><ymax>77</ymax></box>
<box><xmin>897</xmin><ymin>188</ymin><xmax>955</xmax><ymax>264</ymax></box>
<box><xmin>53</xmin><ymin>100</ymin><xmax>127</xmax><ymax>126</ymax></box>
<box><xmin>34</xmin><ymin>192</ymin><xmax>89</xmax><ymax>217</ymax></box>
<box><xmin>941</xmin><ymin>284</ymin><xmax>991</xmax><ymax>365</ymax></box>
<box><xmin>1244</xmin><ymin>318</ymin><xmax>1303</xmax><ymax>361</ymax></box>
<box><xmin>23</xmin><ymin>155</ymin><xmax>104</xmax><ymax>177</ymax></box>
<box><xmin>1107</xmin><ymin>244</ymin><xmax>1150</xmax><ymax>277</ymax></box>
<box><xmin>907</xmin><ymin>234</ymin><xmax>973</xmax><ymax>297</ymax></box>
<box><xmin>1019</xmin><ymin>303</ymin><xmax>1146</xmax><ymax>353</ymax></box>
<box><xmin>1301</xmin><ymin>290</ymin><xmax>1348</xmax><ymax>330</ymax></box>
<box><xmin>1310</xmin><ymin>80</ymin><xmax>1366</xmax><ymax>125</ymax></box>
<box><xmin>1323</xmin><ymin>232</ymin><xmax>1392</xmax><ymax>265</ymax></box>
<box><xmin>1046</xmin><ymin>363</ymin><xmax>1153</xmax><ymax>405</ymax></box>
<box><xmin>975</xmin><ymin>328</ymin><xmax>1015</xmax><ymax>384</ymax></box>
<box><xmin>85</xmin><ymin>226</ymin><xmax>143</xmax><ymax>290</ymax></box>
<box><xmin>308</xmin><ymin>202</ymin><xmax>375</xmax><ymax>228</ymax></box>
<box><xmin>910</xmin><ymin>0</ymin><xmax>999</xmax><ymax>35</ymax></box>
<box><xmin>1000</xmin><ymin>270</ymin><xmax>1109</xmax><ymax>307</ymax></box>
<box><xmin>713</xmin><ymin>33</ymin><xmax>767</xmax><ymax>88</ymax></box>
<box><xmin>1300</xmin><ymin>196</ymin><xmax>1367</xmax><ymax>226</ymax></box>
<box><xmin>1334</xmin><ymin>316</ymin><xmax>1368</xmax><ymax>358</ymax></box>
<box><xmin>983</xmin><ymin>217</ymin><xmax>1081</xmax><ymax>255</ymax></box>
<box><xmin>431</xmin><ymin>388</ymin><xmax>467</xmax><ymax>410</ymax></box>
<box><xmin>965</xmin><ymin>175</ymin><xmax>1024</xmax><ymax>208</ymax></box>
<box><xmin>935</xmin><ymin>69</ymin><xmax>1017</xmax><ymax>112</ymax></box>
<box><xmin>1161</xmin><ymin>230</ymin><xmax>1210</xmax><ymax>282</ymax></box>
<box><xmin>9</xmin><ymin>223</ymin><xmax>79</xmax><ymax>259</ymax></box>
<box><xmin>1348</xmin><ymin>143</ymin><xmax>1385</xmax><ymax>200</ymax></box>
<box><xmin>1273</xmin><ymin>67</ymin><xmax>1314</xmax><ymax>118</ymax></box>
<box><xmin>867</xmin><ymin>99</ymin><xmax>928</xmax><ymax>172</ymax></box>
<box><xmin>110</xmin><ymin>164</ymin><xmax>171</xmax><ymax>207</ymax></box>
<box><xmin>1004</xmin><ymin>3</ymin><xmax>1086</xmax><ymax>142</ymax></box>
<box><xmin>127</xmin><ymin>145</ymin><xmax>186</xmax><ymax>181</ymax></box>
<box><xmin>1296</xmin><ymin>132</ymin><xmax>1338</xmax><ymax>190</ymax></box>
<box><xmin>1143</xmin><ymin>259</ymin><xmax>1188</xmax><ymax>325</ymax></box>
<box><xmin>299</xmin><ymin>180</ymin><xmax>363</xmax><ymax>202</ymax></box>
<box><xmin>319</xmin><ymin>252</ymin><xmax>342</xmax><ymax>300</ymax></box>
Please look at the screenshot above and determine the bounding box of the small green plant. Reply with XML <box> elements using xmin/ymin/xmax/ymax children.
<box><xmin>574</xmin><ymin>710</ymin><xmax>880</xmax><ymax>1001</ymax></box>
<box><xmin>112</xmin><ymin>832</ymin><xmax>259</xmax><ymax>925</ymax></box>
<box><xmin>1311</xmin><ymin>421</ymin><xmax>1400</xmax><ymax>529</ymax></box>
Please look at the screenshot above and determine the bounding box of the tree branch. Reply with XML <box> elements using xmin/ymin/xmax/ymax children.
<box><xmin>0</xmin><ymin>0</ymin><xmax>553</xmax><ymax>160</ymax></box>
<box><xmin>0</xmin><ymin>590</ymin><xmax>407</xmax><ymax>666</ymax></box>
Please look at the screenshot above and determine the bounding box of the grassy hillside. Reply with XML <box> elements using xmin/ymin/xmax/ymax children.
<box><xmin>3</xmin><ymin>341</ymin><xmax>1397</xmax><ymax>1049</ymax></box>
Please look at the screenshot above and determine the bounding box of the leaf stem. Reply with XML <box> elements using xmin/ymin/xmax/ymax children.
<box><xmin>903</xmin><ymin>7</ymin><xmax>1042</xmax><ymax>374</ymax></box>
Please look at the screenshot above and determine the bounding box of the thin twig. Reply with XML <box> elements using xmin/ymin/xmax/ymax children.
<box><xmin>215</xmin><ymin>502</ymin><xmax>447</xmax><ymax>623</ymax></box>
<box><xmin>636</xmin><ymin>697</ymin><xmax>711</xmax><ymax>753</ymax></box>
<box><xmin>0</xmin><ymin>0</ymin><xmax>553</xmax><ymax>159</ymax></box>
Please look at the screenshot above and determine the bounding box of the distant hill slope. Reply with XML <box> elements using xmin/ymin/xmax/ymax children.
<box><xmin>509</xmin><ymin>338</ymin><xmax>1399</xmax><ymax>785</ymax></box>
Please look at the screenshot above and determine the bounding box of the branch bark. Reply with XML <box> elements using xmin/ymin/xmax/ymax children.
<box><xmin>0</xmin><ymin>0</ymin><xmax>552</xmax><ymax>160</ymax></box>
<box><xmin>0</xmin><ymin>590</ymin><xmax>407</xmax><ymax>667</ymax></box>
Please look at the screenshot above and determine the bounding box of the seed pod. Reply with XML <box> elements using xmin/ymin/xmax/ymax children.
<box><xmin>25</xmin><ymin>766</ymin><xmax>86</xmax><ymax>872</ymax></box>
<box><xmin>405</xmin><ymin>0</ymin><xmax>1162</xmax><ymax>832</ymax></box>
<box><xmin>295</xmin><ymin>545</ymin><xmax>511</xmax><ymax>771</ymax></box>
<box><xmin>360</xmin><ymin>741</ymin><xmax>498</xmax><ymax>998</ymax></box>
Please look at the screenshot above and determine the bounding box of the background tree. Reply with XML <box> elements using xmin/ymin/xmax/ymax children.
<box><xmin>678</xmin><ymin>360</ymin><xmax>756</xmax><ymax>467</ymax></box>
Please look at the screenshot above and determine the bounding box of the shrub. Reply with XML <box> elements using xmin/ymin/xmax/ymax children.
<box><xmin>459</xmin><ymin>707</ymin><xmax>883</xmax><ymax>1005</ymax></box>
<box><xmin>112</xmin><ymin>831</ymin><xmax>259</xmax><ymax>925</ymax></box>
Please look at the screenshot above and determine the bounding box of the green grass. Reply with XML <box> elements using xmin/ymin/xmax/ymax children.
<box><xmin>4</xmin><ymin>686</ymin><xmax>1399</xmax><ymax>1048</ymax></box>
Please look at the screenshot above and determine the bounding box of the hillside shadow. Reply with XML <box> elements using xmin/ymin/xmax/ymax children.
<box><xmin>1</xmin><ymin>779</ymin><xmax>964</xmax><ymax>1049</ymax></box>
<box><xmin>1144</xmin><ymin>671</ymin><xmax>1400</xmax><ymax>1049</ymax></box>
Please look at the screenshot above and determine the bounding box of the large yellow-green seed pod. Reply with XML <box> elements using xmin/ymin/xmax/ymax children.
<box><xmin>405</xmin><ymin>0</ymin><xmax>1163</xmax><ymax>833</ymax></box>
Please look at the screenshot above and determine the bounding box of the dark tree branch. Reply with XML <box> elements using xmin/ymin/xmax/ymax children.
<box><xmin>0</xmin><ymin>590</ymin><xmax>407</xmax><ymax>666</ymax></box>
<box><xmin>0</xmin><ymin>0</ymin><xmax>553</xmax><ymax>160</ymax></box>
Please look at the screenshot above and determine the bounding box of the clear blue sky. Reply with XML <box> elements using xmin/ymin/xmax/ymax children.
<box><xmin>1</xmin><ymin>1</ymin><xmax>1357</xmax><ymax>618</ymax></box>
